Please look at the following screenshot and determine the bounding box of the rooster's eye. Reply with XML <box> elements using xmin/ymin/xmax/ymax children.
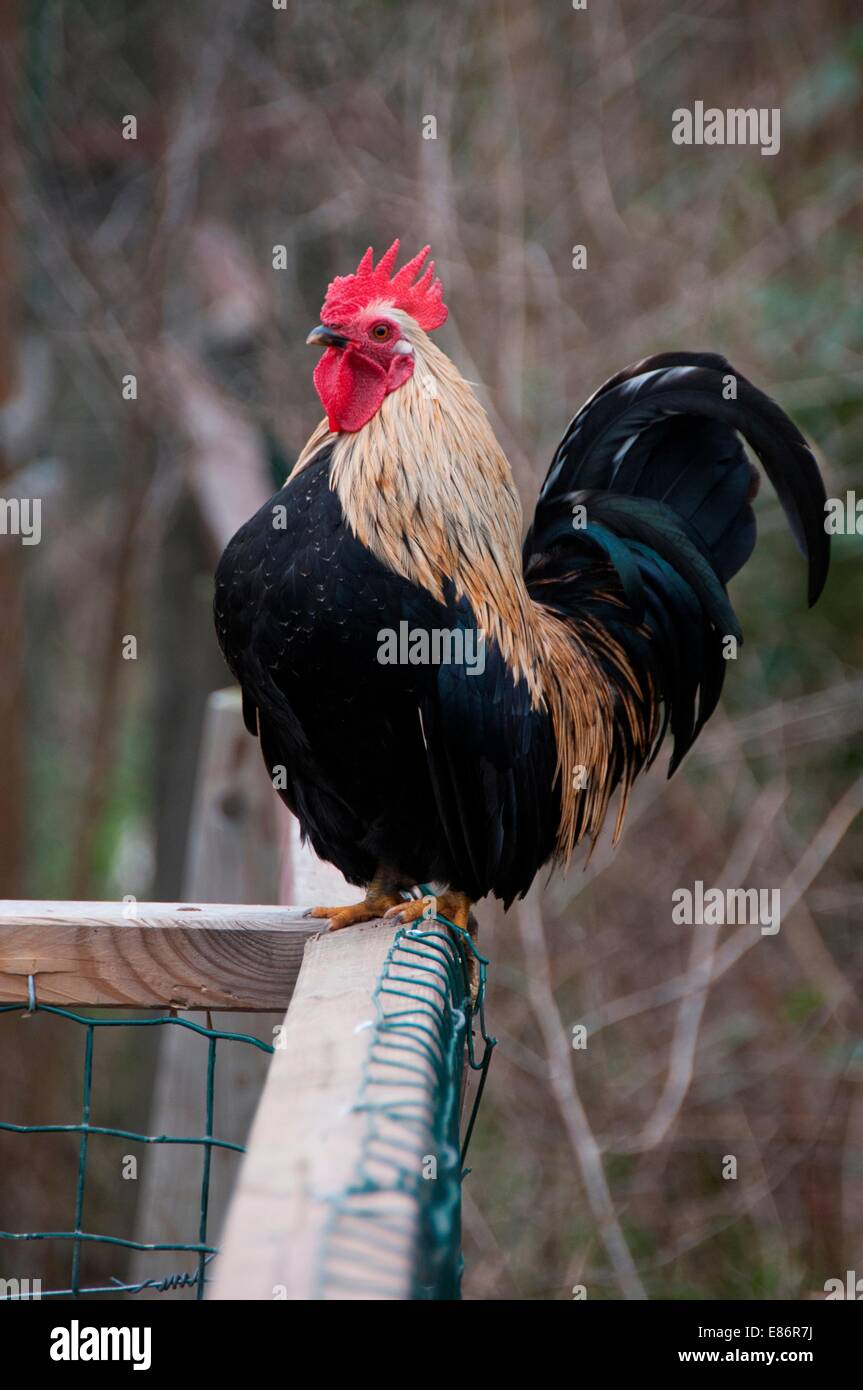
<box><xmin>371</xmin><ymin>323</ymin><xmax>392</xmax><ymax>341</ymax></box>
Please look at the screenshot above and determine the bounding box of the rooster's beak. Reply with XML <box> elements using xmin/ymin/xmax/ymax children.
<box><xmin>306</xmin><ymin>326</ymin><xmax>349</xmax><ymax>349</ymax></box>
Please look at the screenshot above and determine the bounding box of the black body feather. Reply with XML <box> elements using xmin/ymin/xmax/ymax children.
<box><xmin>214</xmin><ymin>447</ymin><xmax>559</xmax><ymax>904</ymax></box>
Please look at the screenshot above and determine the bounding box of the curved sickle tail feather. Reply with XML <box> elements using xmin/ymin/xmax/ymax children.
<box><xmin>525</xmin><ymin>351</ymin><xmax>830</xmax><ymax>862</ymax></box>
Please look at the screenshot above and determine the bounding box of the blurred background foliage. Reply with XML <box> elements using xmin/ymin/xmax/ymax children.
<box><xmin>0</xmin><ymin>0</ymin><xmax>860</xmax><ymax>1299</ymax></box>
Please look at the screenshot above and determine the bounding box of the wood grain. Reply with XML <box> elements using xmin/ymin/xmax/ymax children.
<box><xmin>0</xmin><ymin>900</ymin><xmax>318</xmax><ymax>1010</ymax></box>
<box><xmin>210</xmin><ymin>920</ymin><xmax>455</xmax><ymax>1301</ymax></box>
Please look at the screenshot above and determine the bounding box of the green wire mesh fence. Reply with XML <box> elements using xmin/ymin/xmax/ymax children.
<box><xmin>315</xmin><ymin>904</ymin><xmax>496</xmax><ymax>1300</ymax></box>
<box><xmin>0</xmin><ymin>902</ymin><xmax>495</xmax><ymax>1302</ymax></box>
<box><xmin>0</xmin><ymin>996</ymin><xmax>273</xmax><ymax>1300</ymax></box>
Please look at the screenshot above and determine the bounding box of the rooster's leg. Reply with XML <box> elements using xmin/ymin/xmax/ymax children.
<box><xmin>305</xmin><ymin>870</ymin><xmax>405</xmax><ymax>933</ymax></box>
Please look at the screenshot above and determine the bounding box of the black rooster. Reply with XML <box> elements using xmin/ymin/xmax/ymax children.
<box><xmin>214</xmin><ymin>242</ymin><xmax>829</xmax><ymax>938</ymax></box>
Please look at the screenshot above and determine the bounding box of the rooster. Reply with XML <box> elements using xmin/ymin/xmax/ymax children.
<box><xmin>214</xmin><ymin>241</ymin><xmax>829</xmax><ymax>943</ymax></box>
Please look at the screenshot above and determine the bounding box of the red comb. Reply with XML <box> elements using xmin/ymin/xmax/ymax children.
<box><xmin>321</xmin><ymin>240</ymin><xmax>448</xmax><ymax>332</ymax></box>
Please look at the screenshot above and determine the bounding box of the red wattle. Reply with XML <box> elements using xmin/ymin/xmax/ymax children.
<box><xmin>313</xmin><ymin>347</ymin><xmax>388</xmax><ymax>433</ymax></box>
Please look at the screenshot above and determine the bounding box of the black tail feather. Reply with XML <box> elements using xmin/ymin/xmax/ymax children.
<box><xmin>525</xmin><ymin>351</ymin><xmax>830</xmax><ymax>785</ymax></box>
<box><xmin>533</xmin><ymin>351</ymin><xmax>829</xmax><ymax>605</ymax></box>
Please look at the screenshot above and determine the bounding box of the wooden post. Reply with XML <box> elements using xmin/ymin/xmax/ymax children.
<box><xmin>131</xmin><ymin>686</ymin><xmax>356</xmax><ymax>1296</ymax></box>
<box><xmin>129</xmin><ymin>686</ymin><xmax>284</xmax><ymax>1296</ymax></box>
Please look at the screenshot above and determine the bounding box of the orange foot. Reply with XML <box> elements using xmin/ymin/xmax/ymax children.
<box><xmin>384</xmin><ymin>890</ymin><xmax>479</xmax><ymax>1001</ymax></box>
<box><xmin>383</xmin><ymin>889</ymin><xmax>471</xmax><ymax>932</ymax></box>
<box><xmin>305</xmin><ymin>891</ymin><xmax>404</xmax><ymax>933</ymax></box>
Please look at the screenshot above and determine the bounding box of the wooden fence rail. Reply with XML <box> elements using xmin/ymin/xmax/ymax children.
<box><xmin>211</xmin><ymin>919</ymin><xmax>451</xmax><ymax>1301</ymax></box>
<box><xmin>0</xmin><ymin>900</ymin><xmax>317</xmax><ymax>1011</ymax></box>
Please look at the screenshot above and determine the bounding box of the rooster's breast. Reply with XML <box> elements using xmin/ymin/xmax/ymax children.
<box><xmin>213</xmin><ymin>446</ymin><xmax>453</xmax><ymax>884</ymax></box>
